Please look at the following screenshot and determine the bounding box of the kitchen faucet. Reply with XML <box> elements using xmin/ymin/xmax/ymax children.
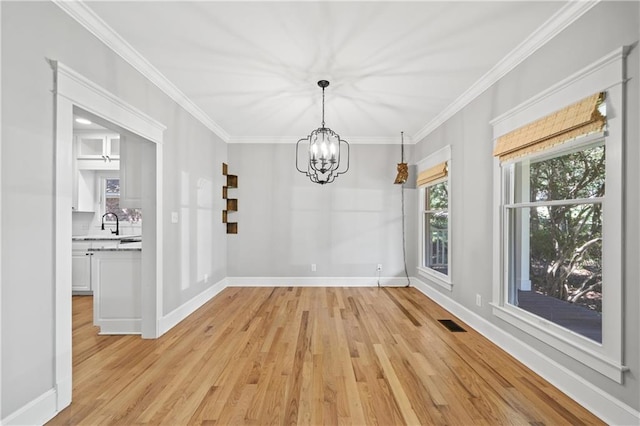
<box><xmin>101</xmin><ymin>212</ymin><xmax>119</xmax><ymax>235</ymax></box>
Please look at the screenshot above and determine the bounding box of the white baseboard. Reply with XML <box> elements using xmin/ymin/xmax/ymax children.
<box><xmin>158</xmin><ymin>278</ymin><xmax>228</xmax><ymax>336</ymax></box>
<box><xmin>2</xmin><ymin>388</ymin><xmax>58</xmax><ymax>426</ymax></box>
<box><xmin>97</xmin><ymin>318</ymin><xmax>141</xmax><ymax>335</ymax></box>
<box><xmin>411</xmin><ymin>277</ymin><xmax>640</xmax><ymax>426</ymax></box>
<box><xmin>226</xmin><ymin>276</ymin><xmax>412</xmax><ymax>287</ymax></box>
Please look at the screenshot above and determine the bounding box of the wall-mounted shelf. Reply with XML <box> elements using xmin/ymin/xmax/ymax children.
<box><xmin>222</xmin><ymin>163</ymin><xmax>238</xmax><ymax>234</ymax></box>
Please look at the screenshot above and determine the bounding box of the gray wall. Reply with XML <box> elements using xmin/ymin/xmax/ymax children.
<box><xmin>227</xmin><ymin>143</ymin><xmax>417</xmax><ymax>280</ymax></box>
<box><xmin>413</xmin><ymin>1</ymin><xmax>639</xmax><ymax>410</ymax></box>
<box><xmin>1</xmin><ymin>1</ymin><xmax>227</xmax><ymax>417</ymax></box>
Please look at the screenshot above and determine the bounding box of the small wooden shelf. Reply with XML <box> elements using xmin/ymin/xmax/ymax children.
<box><xmin>226</xmin><ymin>198</ymin><xmax>238</xmax><ymax>211</ymax></box>
<box><xmin>226</xmin><ymin>175</ymin><xmax>238</xmax><ymax>188</ymax></box>
<box><xmin>222</xmin><ymin>162</ymin><xmax>238</xmax><ymax>234</ymax></box>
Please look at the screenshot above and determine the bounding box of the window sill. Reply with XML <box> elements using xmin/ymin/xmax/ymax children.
<box><xmin>491</xmin><ymin>303</ymin><xmax>627</xmax><ymax>383</ymax></box>
<box><xmin>416</xmin><ymin>267</ymin><xmax>452</xmax><ymax>291</ymax></box>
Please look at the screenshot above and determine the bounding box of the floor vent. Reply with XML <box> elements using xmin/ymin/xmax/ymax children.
<box><xmin>438</xmin><ymin>319</ymin><xmax>466</xmax><ymax>332</ymax></box>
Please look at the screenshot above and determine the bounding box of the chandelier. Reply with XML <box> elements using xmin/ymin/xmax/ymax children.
<box><xmin>296</xmin><ymin>80</ymin><xmax>349</xmax><ymax>185</ymax></box>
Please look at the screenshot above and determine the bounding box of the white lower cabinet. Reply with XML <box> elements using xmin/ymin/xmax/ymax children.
<box><xmin>91</xmin><ymin>250</ymin><xmax>141</xmax><ymax>335</ymax></box>
<box><xmin>72</xmin><ymin>242</ymin><xmax>93</xmax><ymax>294</ymax></box>
<box><xmin>72</xmin><ymin>240</ymin><xmax>120</xmax><ymax>294</ymax></box>
<box><xmin>72</xmin><ymin>252</ymin><xmax>92</xmax><ymax>293</ymax></box>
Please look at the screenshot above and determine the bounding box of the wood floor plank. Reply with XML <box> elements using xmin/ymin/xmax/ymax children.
<box><xmin>48</xmin><ymin>288</ymin><xmax>604</xmax><ymax>426</ymax></box>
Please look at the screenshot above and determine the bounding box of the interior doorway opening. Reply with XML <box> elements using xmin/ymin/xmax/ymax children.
<box><xmin>53</xmin><ymin>60</ymin><xmax>165</xmax><ymax>412</ymax></box>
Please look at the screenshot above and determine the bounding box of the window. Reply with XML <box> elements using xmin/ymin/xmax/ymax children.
<box><xmin>424</xmin><ymin>181</ymin><xmax>449</xmax><ymax>275</ymax></box>
<box><xmin>505</xmin><ymin>141</ymin><xmax>604</xmax><ymax>343</ymax></box>
<box><xmin>417</xmin><ymin>146</ymin><xmax>451</xmax><ymax>290</ymax></box>
<box><xmin>102</xmin><ymin>177</ymin><xmax>142</xmax><ymax>223</ymax></box>
<box><xmin>491</xmin><ymin>48</ymin><xmax>628</xmax><ymax>383</ymax></box>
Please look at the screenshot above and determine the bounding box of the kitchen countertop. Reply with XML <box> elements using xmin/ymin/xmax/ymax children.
<box><xmin>88</xmin><ymin>246</ymin><xmax>142</xmax><ymax>252</ymax></box>
<box><xmin>72</xmin><ymin>234</ymin><xmax>141</xmax><ymax>241</ymax></box>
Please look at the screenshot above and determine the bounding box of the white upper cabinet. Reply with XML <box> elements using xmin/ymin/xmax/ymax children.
<box><xmin>76</xmin><ymin>131</ymin><xmax>120</xmax><ymax>170</ymax></box>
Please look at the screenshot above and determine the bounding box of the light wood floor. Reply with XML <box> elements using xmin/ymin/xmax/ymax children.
<box><xmin>48</xmin><ymin>287</ymin><xmax>603</xmax><ymax>425</ymax></box>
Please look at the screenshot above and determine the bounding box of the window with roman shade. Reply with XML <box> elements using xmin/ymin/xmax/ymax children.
<box><xmin>416</xmin><ymin>161</ymin><xmax>448</xmax><ymax>187</ymax></box>
<box><xmin>493</xmin><ymin>92</ymin><xmax>606</xmax><ymax>162</ymax></box>
<box><xmin>490</xmin><ymin>48</ymin><xmax>627</xmax><ymax>383</ymax></box>
<box><xmin>416</xmin><ymin>147</ymin><xmax>452</xmax><ymax>290</ymax></box>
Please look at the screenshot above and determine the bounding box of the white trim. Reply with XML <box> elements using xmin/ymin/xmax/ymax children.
<box><xmin>491</xmin><ymin>47</ymin><xmax>629</xmax><ymax>139</ymax></box>
<box><xmin>227</xmin><ymin>135</ymin><xmax>411</xmax><ymax>145</ymax></box>
<box><xmin>416</xmin><ymin>267</ymin><xmax>452</xmax><ymax>291</ymax></box>
<box><xmin>0</xmin><ymin>1</ymin><xmax>3</xmax><ymax>416</ymax></box>
<box><xmin>492</xmin><ymin>304</ymin><xmax>627</xmax><ymax>383</ymax></box>
<box><xmin>416</xmin><ymin>145</ymin><xmax>451</xmax><ymax>173</ymax></box>
<box><xmin>1</xmin><ymin>389</ymin><xmax>58</xmax><ymax>426</ymax></box>
<box><xmin>97</xmin><ymin>319</ymin><xmax>142</xmax><ymax>335</ymax></box>
<box><xmin>412</xmin><ymin>1</ymin><xmax>600</xmax><ymax>143</ymax></box>
<box><xmin>52</xmin><ymin>0</ymin><xmax>229</xmax><ymax>143</ymax></box>
<box><xmin>490</xmin><ymin>48</ymin><xmax>627</xmax><ymax>383</ymax></box>
<box><xmin>53</xmin><ymin>0</ymin><xmax>598</xmax><ymax>147</ymax></box>
<box><xmin>52</xmin><ymin>61</ymin><xmax>165</xmax><ymax>413</ymax></box>
<box><xmin>411</xmin><ymin>277</ymin><xmax>640</xmax><ymax>426</ymax></box>
<box><xmin>158</xmin><ymin>278</ymin><xmax>228</xmax><ymax>336</ymax></box>
<box><xmin>55</xmin><ymin>62</ymin><xmax>165</xmax><ymax>143</ymax></box>
<box><xmin>226</xmin><ymin>276</ymin><xmax>412</xmax><ymax>287</ymax></box>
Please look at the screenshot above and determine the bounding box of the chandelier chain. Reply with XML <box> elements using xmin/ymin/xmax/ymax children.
<box><xmin>321</xmin><ymin>86</ymin><xmax>326</xmax><ymax>128</ymax></box>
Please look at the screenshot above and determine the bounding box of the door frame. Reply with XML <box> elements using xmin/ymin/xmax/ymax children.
<box><xmin>52</xmin><ymin>61</ymin><xmax>165</xmax><ymax>410</ymax></box>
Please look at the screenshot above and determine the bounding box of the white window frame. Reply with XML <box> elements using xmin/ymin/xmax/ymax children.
<box><xmin>97</xmin><ymin>171</ymin><xmax>119</xmax><ymax>223</ymax></box>
<box><xmin>417</xmin><ymin>145</ymin><xmax>452</xmax><ymax>291</ymax></box>
<box><xmin>490</xmin><ymin>47</ymin><xmax>629</xmax><ymax>383</ymax></box>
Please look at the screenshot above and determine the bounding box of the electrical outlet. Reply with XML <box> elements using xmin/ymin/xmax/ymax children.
<box><xmin>204</xmin><ymin>274</ymin><xmax>208</xmax><ymax>283</ymax></box>
<box><xmin>311</xmin><ymin>264</ymin><xmax>316</xmax><ymax>272</ymax></box>
<box><xmin>476</xmin><ymin>294</ymin><xmax>482</xmax><ymax>307</ymax></box>
<box><xmin>377</xmin><ymin>264</ymin><xmax>383</xmax><ymax>272</ymax></box>
<box><xmin>171</xmin><ymin>212</ymin><xmax>179</xmax><ymax>223</ymax></box>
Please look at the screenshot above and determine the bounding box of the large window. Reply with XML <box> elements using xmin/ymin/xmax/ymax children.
<box><xmin>417</xmin><ymin>146</ymin><xmax>451</xmax><ymax>290</ymax></box>
<box><xmin>491</xmin><ymin>51</ymin><xmax>627</xmax><ymax>383</ymax></box>
<box><xmin>505</xmin><ymin>142</ymin><xmax>604</xmax><ymax>343</ymax></box>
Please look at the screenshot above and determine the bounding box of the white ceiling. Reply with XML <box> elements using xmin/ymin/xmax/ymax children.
<box><xmin>82</xmin><ymin>1</ymin><xmax>567</xmax><ymax>144</ymax></box>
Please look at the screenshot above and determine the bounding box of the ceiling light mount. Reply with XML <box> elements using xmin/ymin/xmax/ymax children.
<box><xmin>296</xmin><ymin>80</ymin><xmax>349</xmax><ymax>185</ymax></box>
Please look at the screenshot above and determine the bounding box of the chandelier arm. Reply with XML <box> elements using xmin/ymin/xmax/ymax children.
<box><xmin>336</xmin><ymin>140</ymin><xmax>350</xmax><ymax>175</ymax></box>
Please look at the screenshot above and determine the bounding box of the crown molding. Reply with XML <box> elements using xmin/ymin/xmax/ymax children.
<box><xmin>52</xmin><ymin>0</ymin><xmax>230</xmax><ymax>143</ymax></box>
<box><xmin>54</xmin><ymin>0</ymin><xmax>599</xmax><ymax>146</ymax></box>
<box><xmin>228</xmin><ymin>135</ymin><xmax>412</xmax><ymax>145</ymax></box>
<box><xmin>411</xmin><ymin>0</ymin><xmax>600</xmax><ymax>144</ymax></box>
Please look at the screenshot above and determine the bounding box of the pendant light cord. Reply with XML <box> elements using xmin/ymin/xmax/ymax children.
<box><xmin>401</xmin><ymin>183</ymin><xmax>410</xmax><ymax>287</ymax></box>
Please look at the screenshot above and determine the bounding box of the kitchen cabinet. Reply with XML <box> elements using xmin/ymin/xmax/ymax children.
<box><xmin>75</xmin><ymin>131</ymin><xmax>120</xmax><ymax>170</ymax></box>
<box><xmin>72</xmin><ymin>169</ymin><xmax>96</xmax><ymax>212</ymax></box>
<box><xmin>91</xmin><ymin>249</ymin><xmax>141</xmax><ymax>334</ymax></box>
<box><xmin>72</xmin><ymin>242</ymin><xmax>92</xmax><ymax>293</ymax></box>
<box><xmin>119</xmin><ymin>134</ymin><xmax>142</xmax><ymax>208</ymax></box>
<box><xmin>72</xmin><ymin>240</ymin><xmax>120</xmax><ymax>294</ymax></box>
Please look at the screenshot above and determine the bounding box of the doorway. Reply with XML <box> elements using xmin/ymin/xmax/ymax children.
<box><xmin>52</xmin><ymin>61</ymin><xmax>165</xmax><ymax>412</ymax></box>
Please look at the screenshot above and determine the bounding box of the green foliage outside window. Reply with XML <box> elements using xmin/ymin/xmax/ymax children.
<box><xmin>528</xmin><ymin>145</ymin><xmax>604</xmax><ymax>313</ymax></box>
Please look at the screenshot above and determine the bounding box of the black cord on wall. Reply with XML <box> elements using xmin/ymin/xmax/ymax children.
<box><xmin>401</xmin><ymin>183</ymin><xmax>410</xmax><ymax>287</ymax></box>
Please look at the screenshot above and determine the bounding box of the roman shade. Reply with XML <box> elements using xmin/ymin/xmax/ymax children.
<box><xmin>417</xmin><ymin>161</ymin><xmax>448</xmax><ymax>187</ymax></box>
<box><xmin>493</xmin><ymin>92</ymin><xmax>606</xmax><ymax>162</ymax></box>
